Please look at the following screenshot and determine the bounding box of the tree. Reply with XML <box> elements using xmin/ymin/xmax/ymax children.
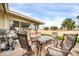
<box><xmin>78</xmin><ymin>25</ymin><xmax>79</xmax><ymax>28</ymax></box>
<box><xmin>76</xmin><ymin>15</ymin><xmax>79</xmax><ymax>19</ymax></box>
<box><xmin>76</xmin><ymin>15</ymin><xmax>79</xmax><ymax>26</ymax></box>
<box><xmin>44</xmin><ymin>27</ymin><xmax>49</xmax><ymax>30</ymax></box>
<box><xmin>50</xmin><ymin>26</ymin><xmax>58</xmax><ymax>30</ymax></box>
<box><xmin>76</xmin><ymin>25</ymin><xmax>79</xmax><ymax>28</ymax></box>
<box><xmin>61</xmin><ymin>18</ymin><xmax>76</xmax><ymax>30</ymax></box>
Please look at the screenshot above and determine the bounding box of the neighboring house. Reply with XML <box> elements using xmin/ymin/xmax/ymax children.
<box><xmin>0</xmin><ymin>3</ymin><xmax>44</xmax><ymax>31</ymax></box>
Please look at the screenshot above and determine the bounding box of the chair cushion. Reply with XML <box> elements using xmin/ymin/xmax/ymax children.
<box><xmin>31</xmin><ymin>44</ymin><xmax>37</xmax><ymax>54</ymax></box>
<box><xmin>61</xmin><ymin>34</ymin><xmax>77</xmax><ymax>51</ymax></box>
<box><xmin>47</xmin><ymin>47</ymin><xmax>64</xmax><ymax>56</ymax></box>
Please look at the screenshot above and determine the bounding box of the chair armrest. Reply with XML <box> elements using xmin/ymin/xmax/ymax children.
<box><xmin>47</xmin><ymin>47</ymin><xmax>69</xmax><ymax>53</ymax></box>
<box><xmin>60</xmin><ymin>41</ymin><xmax>63</xmax><ymax>46</ymax></box>
<box><xmin>69</xmin><ymin>52</ymin><xmax>74</xmax><ymax>56</ymax></box>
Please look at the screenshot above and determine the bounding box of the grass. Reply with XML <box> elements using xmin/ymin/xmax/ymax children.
<box><xmin>57</xmin><ymin>36</ymin><xmax>79</xmax><ymax>43</ymax></box>
<box><xmin>77</xmin><ymin>38</ymin><xmax>79</xmax><ymax>43</ymax></box>
<box><xmin>41</xmin><ymin>34</ymin><xmax>79</xmax><ymax>44</ymax></box>
<box><xmin>77</xmin><ymin>43</ymin><xmax>79</xmax><ymax>46</ymax></box>
<box><xmin>41</xmin><ymin>34</ymin><xmax>51</xmax><ymax>36</ymax></box>
<box><xmin>57</xmin><ymin>36</ymin><xmax>63</xmax><ymax>40</ymax></box>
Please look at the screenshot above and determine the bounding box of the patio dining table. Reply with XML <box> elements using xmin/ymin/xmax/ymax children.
<box><xmin>37</xmin><ymin>36</ymin><xmax>53</xmax><ymax>56</ymax></box>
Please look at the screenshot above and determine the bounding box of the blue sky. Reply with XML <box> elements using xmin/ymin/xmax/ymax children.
<box><xmin>9</xmin><ymin>3</ymin><xmax>79</xmax><ymax>28</ymax></box>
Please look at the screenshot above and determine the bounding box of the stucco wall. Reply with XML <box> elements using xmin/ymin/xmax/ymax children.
<box><xmin>0</xmin><ymin>4</ymin><xmax>5</xmax><ymax>29</ymax></box>
<box><xmin>0</xmin><ymin>4</ymin><xmax>4</xmax><ymax>12</ymax></box>
<box><xmin>0</xmin><ymin>13</ymin><xmax>9</xmax><ymax>29</ymax></box>
<box><xmin>0</xmin><ymin>4</ymin><xmax>8</xmax><ymax>29</ymax></box>
<box><xmin>0</xmin><ymin>12</ymin><xmax>39</xmax><ymax>30</ymax></box>
<box><xmin>0</xmin><ymin>12</ymin><xmax>4</xmax><ymax>29</ymax></box>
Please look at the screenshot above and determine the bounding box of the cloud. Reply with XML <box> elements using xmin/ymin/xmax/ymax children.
<box><xmin>71</xmin><ymin>5</ymin><xmax>79</xmax><ymax>17</ymax></box>
<box><xmin>9</xmin><ymin>6</ymin><xmax>34</xmax><ymax>17</ymax></box>
<box><xmin>38</xmin><ymin>17</ymin><xmax>65</xmax><ymax>29</ymax></box>
<box><xmin>9</xmin><ymin>3</ymin><xmax>79</xmax><ymax>28</ymax></box>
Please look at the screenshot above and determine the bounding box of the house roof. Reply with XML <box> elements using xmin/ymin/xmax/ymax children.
<box><xmin>7</xmin><ymin>10</ymin><xmax>44</xmax><ymax>24</ymax></box>
<box><xmin>4</xmin><ymin>3</ymin><xmax>44</xmax><ymax>25</ymax></box>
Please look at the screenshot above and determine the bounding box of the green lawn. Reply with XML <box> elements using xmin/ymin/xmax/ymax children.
<box><xmin>57</xmin><ymin>36</ymin><xmax>63</xmax><ymax>40</ymax></box>
<box><xmin>57</xmin><ymin>36</ymin><xmax>79</xmax><ymax>44</ymax></box>
<box><xmin>41</xmin><ymin>34</ymin><xmax>52</xmax><ymax>36</ymax></box>
<box><xmin>77</xmin><ymin>38</ymin><xmax>79</xmax><ymax>43</ymax></box>
<box><xmin>41</xmin><ymin>34</ymin><xmax>79</xmax><ymax>45</ymax></box>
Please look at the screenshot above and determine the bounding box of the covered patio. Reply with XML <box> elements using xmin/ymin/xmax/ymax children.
<box><xmin>0</xmin><ymin>3</ymin><xmax>44</xmax><ymax>54</ymax></box>
<box><xmin>0</xmin><ymin>3</ymin><xmax>79</xmax><ymax>56</ymax></box>
<box><xmin>0</xmin><ymin>38</ymin><xmax>79</xmax><ymax>56</ymax></box>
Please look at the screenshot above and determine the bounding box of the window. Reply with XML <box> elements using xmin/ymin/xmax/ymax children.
<box><xmin>21</xmin><ymin>22</ymin><xmax>30</xmax><ymax>29</ymax></box>
<box><xmin>9</xmin><ymin>20</ymin><xmax>19</xmax><ymax>27</ymax></box>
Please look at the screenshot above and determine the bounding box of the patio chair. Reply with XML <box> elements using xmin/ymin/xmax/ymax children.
<box><xmin>50</xmin><ymin>32</ymin><xmax>58</xmax><ymax>47</ymax></box>
<box><xmin>18</xmin><ymin>32</ymin><xmax>34</xmax><ymax>56</ymax></box>
<box><xmin>46</xmin><ymin>34</ymin><xmax>78</xmax><ymax>56</ymax></box>
<box><xmin>30</xmin><ymin>32</ymin><xmax>37</xmax><ymax>44</ymax></box>
<box><xmin>52</xmin><ymin>32</ymin><xmax>57</xmax><ymax>38</ymax></box>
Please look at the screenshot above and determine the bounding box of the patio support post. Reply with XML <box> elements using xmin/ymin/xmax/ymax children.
<box><xmin>34</xmin><ymin>24</ymin><xmax>39</xmax><ymax>33</ymax></box>
<box><xmin>19</xmin><ymin>21</ymin><xmax>21</xmax><ymax>31</ymax></box>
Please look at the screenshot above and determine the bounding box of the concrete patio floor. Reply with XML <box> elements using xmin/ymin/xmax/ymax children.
<box><xmin>0</xmin><ymin>40</ymin><xmax>79</xmax><ymax>56</ymax></box>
